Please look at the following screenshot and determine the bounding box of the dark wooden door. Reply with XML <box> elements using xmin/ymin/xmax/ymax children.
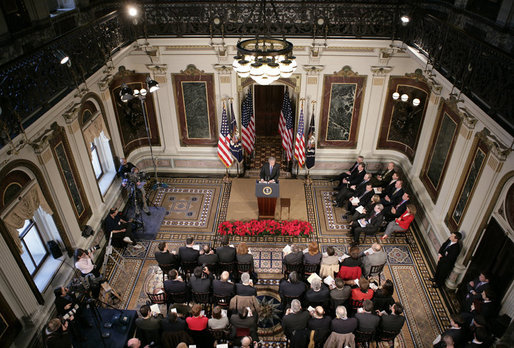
<box><xmin>457</xmin><ymin>217</ymin><xmax>514</xmax><ymax>304</ymax></box>
<box><xmin>254</xmin><ymin>85</ymin><xmax>285</xmax><ymax>136</ymax></box>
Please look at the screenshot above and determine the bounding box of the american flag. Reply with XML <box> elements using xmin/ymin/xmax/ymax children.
<box><xmin>217</xmin><ymin>102</ymin><xmax>233</xmax><ymax>168</ymax></box>
<box><xmin>279</xmin><ymin>88</ymin><xmax>294</xmax><ymax>161</ymax></box>
<box><xmin>294</xmin><ymin>101</ymin><xmax>305</xmax><ymax>167</ymax></box>
<box><xmin>305</xmin><ymin>105</ymin><xmax>316</xmax><ymax>169</ymax></box>
<box><xmin>241</xmin><ymin>90</ymin><xmax>255</xmax><ymax>155</ymax></box>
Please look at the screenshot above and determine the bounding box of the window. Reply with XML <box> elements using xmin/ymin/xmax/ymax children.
<box><xmin>90</xmin><ymin>143</ymin><xmax>104</xmax><ymax>180</ymax></box>
<box><xmin>17</xmin><ymin>219</ymin><xmax>49</xmax><ymax>276</ymax></box>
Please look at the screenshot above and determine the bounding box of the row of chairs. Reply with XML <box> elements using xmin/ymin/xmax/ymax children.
<box><xmin>158</xmin><ymin>260</ymin><xmax>254</xmax><ymax>283</ymax></box>
<box><xmin>283</xmin><ymin>262</ymin><xmax>386</xmax><ymax>285</ymax></box>
<box><xmin>147</xmin><ymin>289</ymin><xmax>233</xmax><ymax>315</ymax></box>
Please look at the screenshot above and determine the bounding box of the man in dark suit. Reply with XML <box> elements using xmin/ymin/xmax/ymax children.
<box><xmin>189</xmin><ymin>266</ymin><xmax>213</xmax><ymax>294</ymax></box>
<box><xmin>305</xmin><ymin>278</ymin><xmax>330</xmax><ymax>307</ymax></box>
<box><xmin>236</xmin><ymin>272</ymin><xmax>257</xmax><ymax>296</ymax></box>
<box><xmin>230</xmin><ymin>307</ymin><xmax>259</xmax><ymax>342</ymax></box>
<box><xmin>135</xmin><ymin>305</ymin><xmax>163</xmax><ymax>346</ymax></box>
<box><xmin>378</xmin><ymin>302</ymin><xmax>405</xmax><ymax>333</ymax></box>
<box><xmin>346</xmin><ymin>183</ymin><xmax>374</xmax><ymax>214</ymax></box>
<box><xmin>334</xmin><ymin>173</ymin><xmax>371</xmax><ymax>207</ymax></box>
<box><xmin>332</xmin><ymin>155</ymin><xmax>364</xmax><ymax>182</ymax></box>
<box><xmin>433</xmin><ymin>314</ymin><xmax>465</xmax><ymax>348</ymax></box>
<box><xmin>383</xmin><ymin>193</ymin><xmax>410</xmax><ymax>222</ymax></box>
<box><xmin>198</xmin><ymin>244</ymin><xmax>218</xmax><ymax>269</ymax></box>
<box><xmin>370</xmin><ymin>162</ymin><xmax>396</xmax><ymax>188</ymax></box>
<box><xmin>355</xmin><ymin>299</ymin><xmax>380</xmax><ymax>333</ymax></box>
<box><xmin>464</xmin><ymin>272</ymin><xmax>491</xmax><ymax>310</ymax></box>
<box><xmin>216</xmin><ymin>235</ymin><xmax>236</xmax><ymax>264</ymax></box>
<box><xmin>164</xmin><ymin>269</ymin><xmax>189</xmax><ymax>300</ymax></box>
<box><xmin>377</xmin><ymin>173</ymin><xmax>399</xmax><ymax>197</ymax></box>
<box><xmin>279</xmin><ymin>271</ymin><xmax>307</xmax><ymax>304</ymax></box>
<box><xmin>430</xmin><ymin>232</ymin><xmax>462</xmax><ymax>288</ymax></box>
<box><xmin>380</xmin><ymin>180</ymin><xmax>404</xmax><ymax>206</ymax></box>
<box><xmin>334</xmin><ymin>163</ymin><xmax>366</xmax><ymax>191</ymax></box>
<box><xmin>155</xmin><ymin>242</ymin><xmax>179</xmax><ymax>266</ymax></box>
<box><xmin>259</xmin><ymin>156</ymin><xmax>280</xmax><ymax>183</ymax></box>
<box><xmin>351</xmin><ymin>204</ymin><xmax>384</xmax><ymax>245</ymax></box>
<box><xmin>283</xmin><ymin>244</ymin><xmax>304</xmax><ymax>266</ymax></box>
<box><xmin>213</xmin><ymin>271</ymin><xmax>235</xmax><ymax>297</ymax></box>
<box><xmin>281</xmin><ymin>299</ymin><xmax>310</xmax><ymax>339</ymax></box>
<box><xmin>178</xmin><ymin>237</ymin><xmax>199</xmax><ymax>263</ymax></box>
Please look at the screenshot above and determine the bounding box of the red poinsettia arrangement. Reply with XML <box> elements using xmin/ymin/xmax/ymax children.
<box><xmin>218</xmin><ymin>220</ymin><xmax>312</xmax><ymax>237</ymax></box>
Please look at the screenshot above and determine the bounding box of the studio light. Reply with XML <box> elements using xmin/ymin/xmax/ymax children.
<box><xmin>128</xmin><ymin>6</ymin><xmax>138</xmax><ymax>17</ymax></box>
<box><xmin>120</xmin><ymin>83</ymin><xmax>134</xmax><ymax>102</ymax></box>
<box><xmin>146</xmin><ymin>77</ymin><xmax>159</xmax><ymax>93</ymax></box>
<box><xmin>412</xmin><ymin>98</ymin><xmax>421</xmax><ymax>106</ymax></box>
<box><xmin>391</xmin><ymin>91</ymin><xmax>421</xmax><ymax>107</ymax></box>
<box><xmin>54</xmin><ymin>49</ymin><xmax>70</xmax><ymax>65</ymax></box>
<box><xmin>400</xmin><ymin>15</ymin><xmax>410</xmax><ymax>25</ymax></box>
<box><xmin>401</xmin><ymin>94</ymin><xmax>409</xmax><ymax>102</ymax></box>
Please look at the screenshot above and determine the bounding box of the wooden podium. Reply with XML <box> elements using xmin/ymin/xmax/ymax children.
<box><xmin>255</xmin><ymin>182</ymin><xmax>280</xmax><ymax>220</ymax></box>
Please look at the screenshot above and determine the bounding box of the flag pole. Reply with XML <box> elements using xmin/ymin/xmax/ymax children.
<box><xmin>305</xmin><ymin>100</ymin><xmax>316</xmax><ymax>186</ymax></box>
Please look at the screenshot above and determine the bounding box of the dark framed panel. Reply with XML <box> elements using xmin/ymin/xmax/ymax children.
<box><xmin>420</xmin><ymin>100</ymin><xmax>462</xmax><ymax>203</ymax></box>
<box><xmin>172</xmin><ymin>68</ymin><xmax>218</xmax><ymax>146</ymax></box>
<box><xmin>109</xmin><ymin>74</ymin><xmax>161</xmax><ymax>155</ymax></box>
<box><xmin>318</xmin><ymin>73</ymin><xmax>366</xmax><ymax>148</ymax></box>
<box><xmin>49</xmin><ymin>126</ymin><xmax>91</xmax><ymax>227</ymax></box>
<box><xmin>445</xmin><ymin>136</ymin><xmax>489</xmax><ymax>231</ymax></box>
<box><xmin>0</xmin><ymin>289</ymin><xmax>21</xmax><ymax>347</ymax></box>
<box><xmin>377</xmin><ymin>76</ymin><xmax>430</xmax><ymax>161</ymax></box>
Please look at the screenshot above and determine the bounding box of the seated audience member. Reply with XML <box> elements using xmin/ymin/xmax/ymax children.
<box><xmin>383</xmin><ymin>193</ymin><xmax>410</xmax><ymax>222</ymax></box>
<box><xmin>440</xmin><ymin>335</ymin><xmax>455</xmax><ymax>348</ymax></box>
<box><xmin>155</xmin><ymin>242</ymin><xmax>179</xmax><ymax>266</ymax></box>
<box><xmin>104</xmin><ymin>208</ymin><xmax>141</xmax><ymax>248</ymax></box>
<box><xmin>74</xmin><ymin>248</ymin><xmax>100</xmax><ymax>277</ymax></box>
<box><xmin>304</xmin><ymin>241</ymin><xmax>322</xmax><ymax>266</ymax></box>
<box><xmin>382</xmin><ymin>204</ymin><xmax>416</xmax><ymax>239</ymax></box>
<box><xmin>370</xmin><ymin>162</ymin><xmax>396</xmax><ymax>188</ymax></box>
<box><xmin>347</xmin><ymin>194</ymin><xmax>381</xmax><ymax>223</ymax></box>
<box><xmin>469</xmin><ymin>289</ymin><xmax>499</xmax><ymax>324</ymax></box>
<box><xmin>189</xmin><ymin>266</ymin><xmax>213</xmax><ymax>294</ymax></box>
<box><xmin>160</xmin><ymin>311</ymin><xmax>187</xmax><ymax>332</ymax></box>
<box><xmin>355</xmin><ymin>299</ymin><xmax>380</xmax><ymax>333</ymax></box>
<box><xmin>135</xmin><ymin>304</ymin><xmax>163</xmax><ymax>346</ymax></box>
<box><xmin>465</xmin><ymin>327</ymin><xmax>489</xmax><ymax>347</ymax></box>
<box><xmin>347</xmin><ymin>183</ymin><xmax>374</xmax><ymax>215</ymax></box>
<box><xmin>237</xmin><ymin>336</ymin><xmax>257</xmax><ymax>348</ymax></box>
<box><xmin>362</xmin><ymin>243</ymin><xmax>387</xmax><ymax>277</ymax></box>
<box><xmin>230</xmin><ymin>307</ymin><xmax>259</xmax><ymax>342</ymax></box>
<box><xmin>376</xmin><ymin>173</ymin><xmax>399</xmax><ymax>196</ymax></box>
<box><xmin>337</xmin><ymin>245</ymin><xmax>363</xmax><ymax>280</ymax></box>
<box><xmin>279</xmin><ymin>271</ymin><xmax>307</xmax><ymax>305</ymax></box>
<box><xmin>331</xmin><ymin>306</ymin><xmax>358</xmax><ymax>334</ymax></box>
<box><xmin>283</xmin><ymin>244</ymin><xmax>304</xmax><ymax>266</ymax></box>
<box><xmin>281</xmin><ymin>299</ymin><xmax>310</xmax><ymax>339</ymax></box>
<box><xmin>213</xmin><ymin>271</ymin><xmax>235</xmax><ymax>297</ymax></box>
<box><xmin>320</xmin><ymin>246</ymin><xmax>340</xmax><ymax>278</ymax></box>
<box><xmin>351</xmin><ymin>277</ymin><xmax>374</xmax><ymax>302</ymax></box>
<box><xmin>208</xmin><ymin>305</ymin><xmax>229</xmax><ymax>330</ymax></box>
<box><xmin>229</xmin><ymin>294</ymin><xmax>261</xmax><ymax>318</ymax></box>
<box><xmin>334</xmin><ymin>162</ymin><xmax>366</xmax><ymax>191</ymax></box>
<box><xmin>186</xmin><ymin>304</ymin><xmax>208</xmax><ymax>331</ymax></box>
<box><xmin>236</xmin><ymin>242</ymin><xmax>255</xmax><ymax>272</ymax></box>
<box><xmin>198</xmin><ymin>244</ymin><xmax>218</xmax><ymax>268</ymax></box>
<box><xmin>372</xmin><ymin>279</ymin><xmax>395</xmax><ymax>313</ymax></box>
<box><xmin>334</xmin><ymin>173</ymin><xmax>372</xmax><ymax>207</ymax></box>
<box><xmin>464</xmin><ymin>272</ymin><xmax>491</xmax><ymax>310</ymax></box>
<box><xmin>43</xmin><ymin>318</ymin><xmax>72</xmax><ymax>348</ymax></box>
<box><xmin>331</xmin><ymin>277</ymin><xmax>352</xmax><ymax>305</ymax></box>
<box><xmin>308</xmin><ymin>306</ymin><xmax>331</xmax><ymax>330</ymax></box>
<box><xmin>236</xmin><ymin>272</ymin><xmax>257</xmax><ymax>296</ymax></box>
<box><xmin>433</xmin><ymin>314</ymin><xmax>466</xmax><ymax>348</ymax></box>
<box><xmin>350</xmin><ymin>204</ymin><xmax>384</xmax><ymax>245</ymax></box>
<box><xmin>305</xmin><ymin>278</ymin><xmax>330</xmax><ymax>307</ymax></box>
<box><xmin>380</xmin><ymin>180</ymin><xmax>404</xmax><ymax>206</ymax></box>
<box><xmin>178</xmin><ymin>237</ymin><xmax>199</xmax><ymax>264</ymax></box>
<box><xmin>333</xmin><ymin>156</ymin><xmax>364</xmax><ymax>183</ymax></box>
<box><xmin>164</xmin><ymin>269</ymin><xmax>189</xmax><ymax>300</ymax></box>
<box><xmin>377</xmin><ymin>302</ymin><xmax>406</xmax><ymax>333</ymax></box>
<box><xmin>216</xmin><ymin>235</ymin><xmax>237</xmax><ymax>264</ymax></box>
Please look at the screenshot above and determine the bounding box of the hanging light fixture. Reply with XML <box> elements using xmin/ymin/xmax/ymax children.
<box><xmin>391</xmin><ymin>91</ymin><xmax>421</xmax><ymax>107</ymax></box>
<box><xmin>233</xmin><ymin>38</ymin><xmax>297</xmax><ymax>85</ymax></box>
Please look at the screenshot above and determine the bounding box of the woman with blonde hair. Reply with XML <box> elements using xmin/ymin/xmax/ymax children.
<box><xmin>381</xmin><ymin>204</ymin><xmax>416</xmax><ymax>239</ymax></box>
<box><xmin>236</xmin><ymin>242</ymin><xmax>255</xmax><ymax>272</ymax></box>
<box><xmin>304</xmin><ymin>241</ymin><xmax>322</xmax><ymax>265</ymax></box>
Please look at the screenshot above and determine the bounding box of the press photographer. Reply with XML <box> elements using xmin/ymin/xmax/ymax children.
<box><xmin>74</xmin><ymin>245</ymin><xmax>100</xmax><ymax>277</ymax></box>
<box><xmin>127</xmin><ymin>167</ymin><xmax>151</xmax><ymax>215</ymax></box>
<box><xmin>43</xmin><ymin>317</ymin><xmax>72</xmax><ymax>348</ymax></box>
<box><xmin>53</xmin><ymin>286</ymin><xmax>90</xmax><ymax>343</ymax></box>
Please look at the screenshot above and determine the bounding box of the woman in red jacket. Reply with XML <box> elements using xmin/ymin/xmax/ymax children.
<box><xmin>381</xmin><ymin>204</ymin><xmax>416</xmax><ymax>239</ymax></box>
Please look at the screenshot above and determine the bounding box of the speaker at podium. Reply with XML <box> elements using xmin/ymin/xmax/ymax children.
<box><xmin>255</xmin><ymin>181</ymin><xmax>280</xmax><ymax>220</ymax></box>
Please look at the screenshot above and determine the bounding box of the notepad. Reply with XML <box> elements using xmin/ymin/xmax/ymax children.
<box><xmin>356</xmin><ymin>206</ymin><xmax>365</xmax><ymax>214</ymax></box>
<box><xmin>150</xmin><ymin>304</ymin><xmax>160</xmax><ymax>314</ymax></box>
<box><xmin>307</xmin><ymin>273</ymin><xmax>322</xmax><ymax>284</ymax></box>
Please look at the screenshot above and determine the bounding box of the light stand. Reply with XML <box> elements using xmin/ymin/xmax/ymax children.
<box><xmin>120</xmin><ymin>77</ymin><xmax>168</xmax><ymax>190</ymax></box>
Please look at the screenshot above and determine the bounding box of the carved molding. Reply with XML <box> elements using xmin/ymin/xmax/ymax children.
<box><xmin>29</xmin><ymin>123</ymin><xmax>57</xmax><ymax>154</ymax></box>
<box><xmin>62</xmin><ymin>102</ymin><xmax>81</xmax><ymax>124</ymax></box>
<box><xmin>477</xmin><ymin>128</ymin><xmax>511</xmax><ymax>162</ymax></box>
<box><xmin>333</xmin><ymin>65</ymin><xmax>359</xmax><ymax>77</ymax></box>
<box><xmin>370</xmin><ymin>65</ymin><xmax>393</xmax><ymax>76</ymax></box>
<box><xmin>404</xmin><ymin>69</ymin><xmax>429</xmax><ymax>83</ymax></box>
<box><xmin>303</xmin><ymin>65</ymin><xmax>325</xmax><ymax>76</ymax></box>
<box><xmin>180</xmin><ymin>64</ymin><xmax>206</xmax><ymax>75</ymax></box>
<box><xmin>146</xmin><ymin>64</ymin><xmax>168</xmax><ymax>76</ymax></box>
<box><xmin>213</xmin><ymin>64</ymin><xmax>233</xmax><ymax>75</ymax></box>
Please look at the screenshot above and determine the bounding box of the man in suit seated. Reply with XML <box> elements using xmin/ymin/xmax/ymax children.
<box><xmin>155</xmin><ymin>242</ymin><xmax>179</xmax><ymax>266</ymax></box>
<box><xmin>236</xmin><ymin>272</ymin><xmax>257</xmax><ymax>296</ymax></box>
<box><xmin>332</xmin><ymin>155</ymin><xmax>364</xmax><ymax>183</ymax></box>
<box><xmin>334</xmin><ymin>173</ymin><xmax>372</xmax><ymax>207</ymax></box>
<box><xmin>279</xmin><ymin>271</ymin><xmax>307</xmax><ymax>305</ymax></box>
<box><xmin>213</xmin><ymin>271</ymin><xmax>235</xmax><ymax>298</ymax></box>
<box><xmin>377</xmin><ymin>302</ymin><xmax>405</xmax><ymax>334</ymax></box>
<box><xmin>189</xmin><ymin>266</ymin><xmax>213</xmax><ymax>294</ymax></box>
<box><xmin>383</xmin><ymin>193</ymin><xmax>410</xmax><ymax>222</ymax></box>
<box><xmin>135</xmin><ymin>305</ymin><xmax>163</xmax><ymax>346</ymax></box>
<box><xmin>160</xmin><ymin>311</ymin><xmax>187</xmax><ymax>333</ymax></box>
<box><xmin>230</xmin><ymin>307</ymin><xmax>259</xmax><ymax>344</ymax></box>
<box><xmin>380</xmin><ymin>180</ymin><xmax>404</xmax><ymax>206</ymax></box>
<box><xmin>362</xmin><ymin>243</ymin><xmax>387</xmax><ymax>277</ymax></box>
<box><xmin>178</xmin><ymin>237</ymin><xmax>199</xmax><ymax>264</ymax></box>
<box><xmin>370</xmin><ymin>162</ymin><xmax>396</xmax><ymax>188</ymax></box>
<box><xmin>259</xmin><ymin>156</ymin><xmax>280</xmax><ymax>183</ymax></box>
<box><xmin>281</xmin><ymin>299</ymin><xmax>311</xmax><ymax>340</ymax></box>
<box><xmin>283</xmin><ymin>244</ymin><xmax>304</xmax><ymax>267</ymax></box>
<box><xmin>355</xmin><ymin>299</ymin><xmax>380</xmax><ymax>334</ymax></box>
<box><xmin>164</xmin><ymin>269</ymin><xmax>189</xmax><ymax>300</ymax></box>
<box><xmin>350</xmin><ymin>204</ymin><xmax>385</xmax><ymax>245</ymax></box>
<box><xmin>216</xmin><ymin>235</ymin><xmax>236</xmax><ymax>265</ymax></box>
<box><xmin>198</xmin><ymin>244</ymin><xmax>218</xmax><ymax>270</ymax></box>
<box><xmin>305</xmin><ymin>278</ymin><xmax>330</xmax><ymax>307</ymax></box>
<box><xmin>464</xmin><ymin>272</ymin><xmax>491</xmax><ymax>310</ymax></box>
<box><xmin>346</xmin><ymin>183</ymin><xmax>374</xmax><ymax>215</ymax></box>
<box><xmin>433</xmin><ymin>313</ymin><xmax>466</xmax><ymax>348</ymax></box>
<box><xmin>330</xmin><ymin>277</ymin><xmax>352</xmax><ymax>306</ymax></box>
<box><xmin>334</xmin><ymin>163</ymin><xmax>366</xmax><ymax>191</ymax></box>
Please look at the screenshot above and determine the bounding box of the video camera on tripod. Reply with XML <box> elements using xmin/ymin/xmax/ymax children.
<box><xmin>86</xmin><ymin>244</ymin><xmax>100</xmax><ymax>254</ymax></box>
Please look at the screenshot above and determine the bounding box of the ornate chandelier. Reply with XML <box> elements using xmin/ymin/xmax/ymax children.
<box><xmin>232</xmin><ymin>38</ymin><xmax>297</xmax><ymax>85</ymax></box>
